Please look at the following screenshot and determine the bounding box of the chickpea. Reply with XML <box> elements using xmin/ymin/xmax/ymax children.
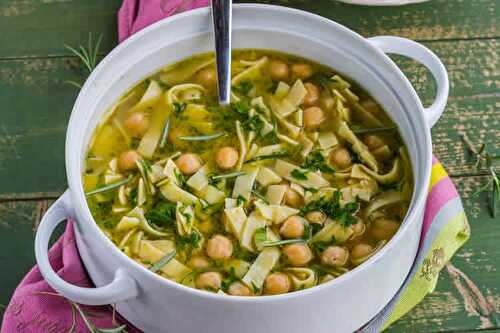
<box><xmin>188</xmin><ymin>256</ymin><xmax>210</xmax><ymax>269</ymax></box>
<box><xmin>282</xmin><ymin>243</ymin><xmax>313</xmax><ymax>266</ymax></box>
<box><xmin>118</xmin><ymin>150</ymin><xmax>141</xmax><ymax>171</ymax></box>
<box><xmin>196</xmin><ymin>67</ymin><xmax>217</xmax><ymax>88</ymax></box>
<box><xmin>280</xmin><ymin>216</ymin><xmax>305</xmax><ymax>239</ymax></box>
<box><xmin>283</xmin><ymin>186</ymin><xmax>303</xmax><ymax>208</ymax></box>
<box><xmin>206</xmin><ymin>235</ymin><xmax>233</xmax><ymax>260</ymax></box>
<box><xmin>228</xmin><ymin>281</ymin><xmax>252</xmax><ymax>296</ymax></box>
<box><xmin>269</xmin><ymin>60</ymin><xmax>290</xmax><ymax>81</ymax></box>
<box><xmin>123</xmin><ymin>112</ymin><xmax>149</xmax><ymax>138</ymax></box>
<box><xmin>215</xmin><ymin>146</ymin><xmax>239</xmax><ymax>170</ymax></box>
<box><xmin>176</xmin><ymin>153</ymin><xmax>202</xmax><ymax>175</ymax></box>
<box><xmin>264</xmin><ymin>273</ymin><xmax>291</xmax><ymax>295</ymax></box>
<box><xmin>321</xmin><ymin>246</ymin><xmax>349</xmax><ymax>267</ymax></box>
<box><xmin>371</xmin><ymin>217</ymin><xmax>399</xmax><ymax>240</ymax></box>
<box><xmin>329</xmin><ymin>147</ymin><xmax>353</xmax><ymax>170</ymax></box>
<box><xmin>303</xmin><ymin>83</ymin><xmax>320</xmax><ymax>107</ymax></box>
<box><xmin>306</xmin><ymin>211</ymin><xmax>326</xmax><ymax>225</ymax></box>
<box><xmin>291</xmin><ymin>63</ymin><xmax>313</xmax><ymax>80</ymax></box>
<box><xmin>195</xmin><ymin>272</ymin><xmax>222</xmax><ymax>291</ymax></box>
<box><xmin>364</xmin><ymin>134</ymin><xmax>385</xmax><ymax>150</ymax></box>
<box><xmin>351</xmin><ymin>243</ymin><xmax>373</xmax><ymax>260</ymax></box>
<box><xmin>303</xmin><ymin>106</ymin><xmax>326</xmax><ymax>130</ymax></box>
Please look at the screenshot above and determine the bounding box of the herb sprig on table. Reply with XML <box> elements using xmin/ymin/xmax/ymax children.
<box><xmin>65</xmin><ymin>33</ymin><xmax>104</xmax><ymax>88</ymax></box>
<box><xmin>461</xmin><ymin>133</ymin><xmax>499</xmax><ymax>218</ymax></box>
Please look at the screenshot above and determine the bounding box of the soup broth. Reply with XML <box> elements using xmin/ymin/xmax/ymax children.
<box><xmin>84</xmin><ymin>50</ymin><xmax>413</xmax><ymax>296</ymax></box>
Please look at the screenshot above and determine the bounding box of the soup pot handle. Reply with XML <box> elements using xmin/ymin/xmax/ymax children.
<box><xmin>368</xmin><ymin>36</ymin><xmax>449</xmax><ymax>128</ymax></box>
<box><xmin>35</xmin><ymin>190</ymin><xmax>138</xmax><ymax>306</ymax></box>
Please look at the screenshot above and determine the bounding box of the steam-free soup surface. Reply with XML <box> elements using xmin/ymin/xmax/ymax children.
<box><xmin>84</xmin><ymin>50</ymin><xmax>413</xmax><ymax>296</ymax></box>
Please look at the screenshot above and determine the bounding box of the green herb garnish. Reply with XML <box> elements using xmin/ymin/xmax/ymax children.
<box><xmin>221</xmin><ymin>267</ymin><xmax>239</xmax><ymax>291</ymax></box>
<box><xmin>262</xmin><ymin>238</ymin><xmax>305</xmax><ymax>247</ymax></box>
<box><xmin>291</xmin><ymin>169</ymin><xmax>308</xmax><ymax>181</ymax></box>
<box><xmin>300</xmin><ymin>191</ymin><xmax>359</xmax><ymax>226</ymax></box>
<box><xmin>173</xmin><ymin>102</ymin><xmax>187</xmax><ymax>117</ymax></box>
<box><xmin>232</xmin><ymin>80</ymin><xmax>254</xmax><ymax>96</ymax></box>
<box><xmin>251</xmin><ymin>189</ymin><xmax>268</xmax><ymax>204</ymax></box>
<box><xmin>245</xmin><ymin>152</ymin><xmax>289</xmax><ymax>163</ymax></box>
<box><xmin>462</xmin><ymin>133</ymin><xmax>500</xmax><ymax>217</ymax></box>
<box><xmin>178</xmin><ymin>132</ymin><xmax>225</xmax><ymax>141</ymax></box>
<box><xmin>159</xmin><ymin>117</ymin><xmax>171</xmax><ymax>148</ymax></box>
<box><xmin>65</xmin><ymin>33</ymin><xmax>103</xmax><ymax>88</ymax></box>
<box><xmin>145</xmin><ymin>201</ymin><xmax>177</xmax><ymax>229</ymax></box>
<box><xmin>254</xmin><ymin>227</ymin><xmax>268</xmax><ymax>249</ymax></box>
<box><xmin>149</xmin><ymin>250</ymin><xmax>177</xmax><ymax>273</ymax></box>
<box><xmin>85</xmin><ymin>176</ymin><xmax>132</xmax><ymax>196</ymax></box>
<box><xmin>302</xmin><ymin>150</ymin><xmax>335</xmax><ymax>174</ymax></box>
<box><xmin>352</xmin><ymin>126</ymin><xmax>396</xmax><ymax>134</ymax></box>
<box><xmin>236</xmin><ymin>195</ymin><xmax>247</xmax><ymax>206</ymax></box>
<box><xmin>209</xmin><ymin>171</ymin><xmax>246</xmax><ymax>183</ymax></box>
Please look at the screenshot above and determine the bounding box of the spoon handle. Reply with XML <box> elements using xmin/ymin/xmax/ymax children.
<box><xmin>211</xmin><ymin>0</ymin><xmax>232</xmax><ymax>105</ymax></box>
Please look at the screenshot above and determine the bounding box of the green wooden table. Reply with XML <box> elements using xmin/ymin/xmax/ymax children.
<box><xmin>0</xmin><ymin>0</ymin><xmax>498</xmax><ymax>331</ymax></box>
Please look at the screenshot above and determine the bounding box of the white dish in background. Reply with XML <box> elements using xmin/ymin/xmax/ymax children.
<box><xmin>336</xmin><ymin>0</ymin><xmax>430</xmax><ymax>5</ymax></box>
<box><xmin>34</xmin><ymin>4</ymin><xmax>448</xmax><ymax>333</ymax></box>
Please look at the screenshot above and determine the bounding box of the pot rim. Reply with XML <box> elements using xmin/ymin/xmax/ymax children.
<box><xmin>66</xmin><ymin>3</ymin><xmax>432</xmax><ymax>303</ymax></box>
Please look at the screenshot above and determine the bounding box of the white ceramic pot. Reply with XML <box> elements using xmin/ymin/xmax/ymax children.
<box><xmin>34</xmin><ymin>4</ymin><xmax>448</xmax><ymax>333</ymax></box>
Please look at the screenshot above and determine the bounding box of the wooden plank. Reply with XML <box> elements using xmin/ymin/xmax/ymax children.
<box><xmin>0</xmin><ymin>175</ymin><xmax>498</xmax><ymax>331</ymax></box>
<box><xmin>387</xmin><ymin>175</ymin><xmax>500</xmax><ymax>332</ymax></box>
<box><xmin>0</xmin><ymin>38</ymin><xmax>496</xmax><ymax>199</ymax></box>
<box><xmin>0</xmin><ymin>0</ymin><xmax>121</xmax><ymax>59</ymax></box>
<box><xmin>0</xmin><ymin>57</ymin><xmax>82</xmax><ymax>199</ymax></box>
<box><xmin>389</xmin><ymin>39</ymin><xmax>499</xmax><ymax>176</ymax></box>
<box><xmin>248</xmin><ymin>0</ymin><xmax>499</xmax><ymax>41</ymax></box>
<box><xmin>0</xmin><ymin>0</ymin><xmax>498</xmax><ymax>59</ymax></box>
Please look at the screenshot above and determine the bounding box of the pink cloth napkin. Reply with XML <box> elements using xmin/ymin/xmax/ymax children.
<box><xmin>1</xmin><ymin>1</ymin><xmax>469</xmax><ymax>332</ymax></box>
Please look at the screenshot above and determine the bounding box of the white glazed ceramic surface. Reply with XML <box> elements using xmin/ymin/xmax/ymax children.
<box><xmin>34</xmin><ymin>4</ymin><xmax>448</xmax><ymax>333</ymax></box>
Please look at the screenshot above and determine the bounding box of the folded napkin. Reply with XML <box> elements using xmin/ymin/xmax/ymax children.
<box><xmin>1</xmin><ymin>1</ymin><xmax>469</xmax><ymax>332</ymax></box>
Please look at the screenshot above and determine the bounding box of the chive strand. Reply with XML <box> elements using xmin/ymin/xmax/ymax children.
<box><xmin>178</xmin><ymin>132</ymin><xmax>225</xmax><ymax>141</ymax></box>
<box><xmin>149</xmin><ymin>250</ymin><xmax>177</xmax><ymax>273</ymax></box>
<box><xmin>85</xmin><ymin>176</ymin><xmax>132</xmax><ymax>196</ymax></box>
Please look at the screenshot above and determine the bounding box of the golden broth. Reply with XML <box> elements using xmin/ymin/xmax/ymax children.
<box><xmin>84</xmin><ymin>50</ymin><xmax>413</xmax><ymax>296</ymax></box>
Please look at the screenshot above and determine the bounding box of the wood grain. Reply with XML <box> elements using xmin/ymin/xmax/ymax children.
<box><xmin>0</xmin><ymin>0</ymin><xmax>498</xmax><ymax>58</ymax></box>
<box><xmin>0</xmin><ymin>38</ymin><xmax>497</xmax><ymax>198</ymax></box>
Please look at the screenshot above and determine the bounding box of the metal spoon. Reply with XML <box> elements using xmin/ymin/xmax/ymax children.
<box><xmin>211</xmin><ymin>0</ymin><xmax>232</xmax><ymax>106</ymax></box>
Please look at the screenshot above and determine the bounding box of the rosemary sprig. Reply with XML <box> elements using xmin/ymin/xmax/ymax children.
<box><xmin>209</xmin><ymin>171</ymin><xmax>246</xmax><ymax>182</ymax></box>
<box><xmin>159</xmin><ymin>117</ymin><xmax>171</xmax><ymax>149</ymax></box>
<box><xmin>461</xmin><ymin>133</ymin><xmax>499</xmax><ymax>217</ymax></box>
<box><xmin>178</xmin><ymin>132</ymin><xmax>225</xmax><ymax>141</ymax></box>
<box><xmin>251</xmin><ymin>189</ymin><xmax>268</xmax><ymax>204</ymax></box>
<box><xmin>149</xmin><ymin>250</ymin><xmax>177</xmax><ymax>273</ymax></box>
<box><xmin>85</xmin><ymin>176</ymin><xmax>132</xmax><ymax>196</ymax></box>
<box><xmin>352</xmin><ymin>126</ymin><xmax>396</xmax><ymax>134</ymax></box>
<box><xmin>262</xmin><ymin>238</ymin><xmax>305</xmax><ymax>247</ymax></box>
<box><xmin>65</xmin><ymin>33</ymin><xmax>104</xmax><ymax>88</ymax></box>
<box><xmin>245</xmin><ymin>151</ymin><xmax>289</xmax><ymax>163</ymax></box>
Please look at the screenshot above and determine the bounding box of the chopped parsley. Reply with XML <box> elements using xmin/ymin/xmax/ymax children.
<box><xmin>173</xmin><ymin>102</ymin><xmax>187</xmax><ymax>117</ymax></box>
<box><xmin>302</xmin><ymin>150</ymin><xmax>335</xmax><ymax>174</ymax></box>
<box><xmin>221</xmin><ymin>267</ymin><xmax>239</xmax><ymax>291</ymax></box>
<box><xmin>145</xmin><ymin>201</ymin><xmax>177</xmax><ymax>229</ymax></box>
<box><xmin>232</xmin><ymin>80</ymin><xmax>253</xmax><ymax>96</ymax></box>
<box><xmin>291</xmin><ymin>169</ymin><xmax>308</xmax><ymax>181</ymax></box>
<box><xmin>300</xmin><ymin>191</ymin><xmax>359</xmax><ymax>226</ymax></box>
